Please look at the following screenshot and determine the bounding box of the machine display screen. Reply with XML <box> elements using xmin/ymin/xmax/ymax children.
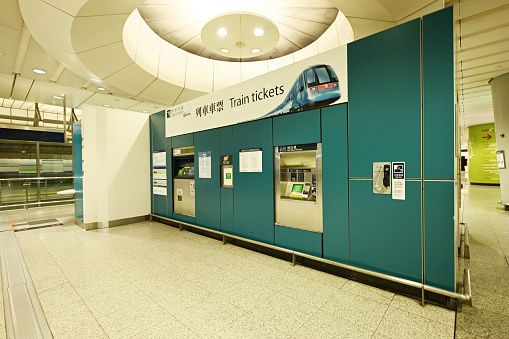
<box><xmin>292</xmin><ymin>184</ymin><xmax>303</xmax><ymax>193</ymax></box>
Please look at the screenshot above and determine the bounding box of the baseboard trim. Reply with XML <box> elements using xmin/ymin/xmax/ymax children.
<box><xmin>75</xmin><ymin>215</ymin><xmax>149</xmax><ymax>231</ymax></box>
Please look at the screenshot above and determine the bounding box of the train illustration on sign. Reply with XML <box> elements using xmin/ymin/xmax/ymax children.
<box><xmin>260</xmin><ymin>64</ymin><xmax>341</xmax><ymax>119</ymax></box>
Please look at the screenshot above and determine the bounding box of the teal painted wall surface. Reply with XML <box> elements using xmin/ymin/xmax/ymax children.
<box><xmin>348</xmin><ymin>19</ymin><xmax>422</xmax><ymax>179</ymax></box>
<box><xmin>73</xmin><ymin>120</ymin><xmax>84</xmax><ymax>222</ymax></box>
<box><xmin>321</xmin><ymin>104</ymin><xmax>349</xmax><ymax>263</ymax></box>
<box><xmin>164</xmin><ymin>137</ymin><xmax>173</xmax><ymax>219</ymax></box>
<box><xmin>194</xmin><ymin>129</ymin><xmax>221</xmax><ymax>231</ymax></box>
<box><xmin>349</xmin><ymin>180</ymin><xmax>422</xmax><ymax>282</ymax></box>
<box><xmin>424</xmin><ymin>181</ymin><xmax>455</xmax><ymax>291</ymax></box>
<box><xmin>220</xmin><ymin>126</ymin><xmax>234</xmax><ymax>233</ymax></box>
<box><xmin>233</xmin><ymin>119</ymin><xmax>274</xmax><ymax>243</ymax></box>
<box><xmin>423</xmin><ymin>7</ymin><xmax>454</xmax><ymax>180</ymax></box>
<box><xmin>272</xmin><ymin>109</ymin><xmax>321</xmax><ymax>146</ymax></box>
<box><xmin>275</xmin><ymin>225</ymin><xmax>322</xmax><ymax>257</ymax></box>
<box><xmin>172</xmin><ymin>133</ymin><xmax>193</xmax><ymax>148</ymax></box>
<box><xmin>150</xmin><ymin>111</ymin><xmax>167</xmax><ymax>216</ymax></box>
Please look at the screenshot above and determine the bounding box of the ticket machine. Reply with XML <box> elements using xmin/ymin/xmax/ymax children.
<box><xmin>173</xmin><ymin>146</ymin><xmax>195</xmax><ymax>217</ymax></box>
<box><xmin>274</xmin><ymin>143</ymin><xmax>323</xmax><ymax>233</ymax></box>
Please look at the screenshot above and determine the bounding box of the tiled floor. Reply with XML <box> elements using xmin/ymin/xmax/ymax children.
<box><xmin>455</xmin><ymin>184</ymin><xmax>509</xmax><ymax>338</ymax></box>
<box><xmin>7</xmin><ymin>206</ymin><xmax>453</xmax><ymax>338</ymax></box>
<box><xmin>3</xmin><ymin>181</ymin><xmax>506</xmax><ymax>338</ymax></box>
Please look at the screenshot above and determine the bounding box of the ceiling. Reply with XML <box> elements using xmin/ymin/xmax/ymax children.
<box><xmin>138</xmin><ymin>0</ymin><xmax>339</xmax><ymax>62</ymax></box>
<box><xmin>0</xmin><ymin>0</ymin><xmax>506</xmax><ymax>135</ymax></box>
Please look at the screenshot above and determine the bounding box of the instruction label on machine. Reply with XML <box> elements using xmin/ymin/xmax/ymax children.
<box><xmin>392</xmin><ymin>162</ymin><xmax>405</xmax><ymax>200</ymax></box>
<box><xmin>198</xmin><ymin>151</ymin><xmax>212</xmax><ymax>178</ymax></box>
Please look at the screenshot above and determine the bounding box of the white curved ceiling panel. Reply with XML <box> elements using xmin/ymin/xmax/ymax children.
<box><xmin>72</xmin><ymin>14</ymin><xmax>129</xmax><ymax>53</ymax></box>
<box><xmin>158</xmin><ymin>42</ymin><xmax>187</xmax><ymax>87</ymax></box>
<box><xmin>329</xmin><ymin>0</ymin><xmax>394</xmax><ymax>21</ymax></box>
<box><xmin>26</xmin><ymin>81</ymin><xmax>94</xmax><ymax>108</ymax></box>
<box><xmin>317</xmin><ymin>24</ymin><xmax>341</xmax><ymax>54</ymax></box>
<box><xmin>0</xmin><ymin>0</ymin><xmax>23</xmax><ymax>30</ymax></box>
<box><xmin>271</xmin><ymin>16</ymin><xmax>330</xmax><ymax>39</ymax></box>
<box><xmin>180</xmin><ymin>35</ymin><xmax>204</xmax><ymax>56</ymax></box>
<box><xmin>213</xmin><ymin>62</ymin><xmax>241</xmax><ymax>92</ymax></box>
<box><xmin>76</xmin><ymin>0</ymin><xmax>143</xmax><ymax>17</ymax></box>
<box><xmin>138</xmin><ymin>78</ymin><xmax>183</xmax><ymax>105</ymax></box>
<box><xmin>347</xmin><ymin>18</ymin><xmax>395</xmax><ymax>40</ymax></box>
<box><xmin>123</xmin><ymin>9</ymin><xmax>142</xmax><ymax>61</ymax></box>
<box><xmin>20</xmin><ymin>41</ymin><xmax>62</xmax><ymax>82</ymax></box>
<box><xmin>78</xmin><ymin>42</ymin><xmax>134</xmax><ymax>79</ymax></box>
<box><xmin>43</xmin><ymin>0</ymin><xmax>87</xmax><ymax>17</ymax></box>
<box><xmin>185</xmin><ymin>54</ymin><xmax>213</xmax><ymax>93</ymax></box>
<box><xmin>0</xmin><ymin>25</ymin><xmax>20</xmax><ymax>74</ymax></box>
<box><xmin>240</xmin><ymin>61</ymin><xmax>269</xmax><ymax>82</ymax></box>
<box><xmin>174</xmin><ymin>88</ymin><xmax>208</xmax><ymax>106</ymax></box>
<box><xmin>268</xmin><ymin>54</ymin><xmax>294</xmax><ymax>72</ymax></box>
<box><xmin>0</xmin><ymin>73</ymin><xmax>14</xmax><ymax>99</ymax></box>
<box><xmin>18</xmin><ymin>0</ymin><xmax>75</xmax><ymax>53</ymax></box>
<box><xmin>336</xmin><ymin>14</ymin><xmax>356</xmax><ymax>44</ymax></box>
<box><xmin>293</xmin><ymin>42</ymin><xmax>319</xmax><ymax>63</ymax></box>
<box><xmin>104</xmin><ymin>63</ymin><xmax>156</xmax><ymax>96</ymax></box>
<box><xmin>41</xmin><ymin>45</ymin><xmax>98</xmax><ymax>81</ymax></box>
<box><xmin>82</xmin><ymin>93</ymin><xmax>140</xmax><ymax>110</ymax></box>
<box><xmin>159</xmin><ymin>22</ymin><xmax>204</xmax><ymax>48</ymax></box>
<box><xmin>136</xmin><ymin>19</ymin><xmax>162</xmax><ymax>76</ymax></box>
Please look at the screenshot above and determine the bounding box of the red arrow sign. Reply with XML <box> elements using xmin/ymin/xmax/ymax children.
<box><xmin>482</xmin><ymin>134</ymin><xmax>492</xmax><ymax>140</ymax></box>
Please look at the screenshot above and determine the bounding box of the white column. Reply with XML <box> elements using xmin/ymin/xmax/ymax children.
<box><xmin>490</xmin><ymin>72</ymin><xmax>509</xmax><ymax>209</ymax></box>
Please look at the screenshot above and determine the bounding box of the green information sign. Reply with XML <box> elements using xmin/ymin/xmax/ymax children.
<box><xmin>468</xmin><ymin>123</ymin><xmax>500</xmax><ymax>184</ymax></box>
<box><xmin>226</xmin><ymin>173</ymin><xmax>231</xmax><ymax>179</ymax></box>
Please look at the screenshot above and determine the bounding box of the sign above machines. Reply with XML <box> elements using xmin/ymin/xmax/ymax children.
<box><xmin>279</xmin><ymin>144</ymin><xmax>317</xmax><ymax>152</ymax></box>
<box><xmin>165</xmin><ymin>45</ymin><xmax>348</xmax><ymax>138</ymax></box>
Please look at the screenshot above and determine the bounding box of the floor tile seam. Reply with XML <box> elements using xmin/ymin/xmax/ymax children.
<box><xmin>383</xmin><ymin>302</ymin><xmax>457</xmax><ymax>330</ymax></box>
<box><xmin>387</xmin><ymin>301</ymin><xmax>456</xmax><ymax>326</ymax></box>
<box><xmin>246</xmin><ymin>307</ymin><xmax>311</xmax><ymax>337</ymax></box>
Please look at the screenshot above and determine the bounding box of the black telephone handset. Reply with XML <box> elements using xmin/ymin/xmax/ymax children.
<box><xmin>383</xmin><ymin>164</ymin><xmax>391</xmax><ymax>188</ymax></box>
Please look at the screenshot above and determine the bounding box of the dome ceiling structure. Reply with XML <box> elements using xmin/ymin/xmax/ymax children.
<box><xmin>137</xmin><ymin>0</ymin><xmax>339</xmax><ymax>62</ymax></box>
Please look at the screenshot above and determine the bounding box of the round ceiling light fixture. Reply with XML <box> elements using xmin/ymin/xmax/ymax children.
<box><xmin>32</xmin><ymin>68</ymin><xmax>46</xmax><ymax>74</ymax></box>
<box><xmin>97</xmin><ymin>87</ymin><xmax>106</xmax><ymax>91</ymax></box>
<box><xmin>217</xmin><ymin>28</ymin><xmax>228</xmax><ymax>37</ymax></box>
<box><xmin>104</xmin><ymin>104</ymin><xmax>111</xmax><ymax>107</ymax></box>
<box><xmin>254</xmin><ymin>28</ymin><xmax>264</xmax><ymax>36</ymax></box>
<box><xmin>143</xmin><ymin>110</ymin><xmax>148</xmax><ymax>113</ymax></box>
<box><xmin>53</xmin><ymin>95</ymin><xmax>63</xmax><ymax>100</ymax></box>
<box><xmin>201</xmin><ymin>12</ymin><xmax>279</xmax><ymax>59</ymax></box>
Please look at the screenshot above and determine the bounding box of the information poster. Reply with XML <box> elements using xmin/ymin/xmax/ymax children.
<box><xmin>497</xmin><ymin>151</ymin><xmax>505</xmax><ymax>169</ymax></box>
<box><xmin>152</xmin><ymin>151</ymin><xmax>167</xmax><ymax>195</ymax></box>
<box><xmin>392</xmin><ymin>162</ymin><xmax>405</xmax><ymax>200</ymax></box>
<box><xmin>199</xmin><ymin>151</ymin><xmax>212</xmax><ymax>178</ymax></box>
<box><xmin>239</xmin><ymin>148</ymin><xmax>262</xmax><ymax>172</ymax></box>
<box><xmin>468</xmin><ymin>123</ymin><xmax>499</xmax><ymax>184</ymax></box>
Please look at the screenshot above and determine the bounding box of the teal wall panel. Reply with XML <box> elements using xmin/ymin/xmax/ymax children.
<box><xmin>350</xmin><ymin>180</ymin><xmax>422</xmax><ymax>282</ymax></box>
<box><xmin>172</xmin><ymin>133</ymin><xmax>193</xmax><ymax>148</ymax></box>
<box><xmin>220</xmin><ymin>126</ymin><xmax>234</xmax><ymax>233</ymax></box>
<box><xmin>194</xmin><ymin>129</ymin><xmax>221</xmax><ymax>231</ymax></box>
<box><xmin>423</xmin><ymin>8</ymin><xmax>454</xmax><ymax>180</ymax></box>
<box><xmin>424</xmin><ymin>181</ymin><xmax>455</xmax><ymax>291</ymax></box>
<box><xmin>172</xmin><ymin>213</ymin><xmax>195</xmax><ymax>224</ymax></box>
<box><xmin>150</xmin><ymin>111</ymin><xmax>167</xmax><ymax>217</ymax></box>
<box><xmin>321</xmin><ymin>104</ymin><xmax>349</xmax><ymax>263</ymax></box>
<box><xmin>164</xmin><ymin>137</ymin><xmax>173</xmax><ymax>219</ymax></box>
<box><xmin>73</xmin><ymin>120</ymin><xmax>84</xmax><ymax>222</ymax></box>
<box><xmin>275</xmin><ymin>225</ymin><xmax>322</xmax><ymax>257</ymax></box>
<box><xmin>272</xmin><ymin>109</ymin><xmax>321</xmax><ymax>146</ymax></box>
<box><xmin>348</xmin><ymin>19</ymin><xmax>422</xmax><ymax>179</ymax></box>
<box><xmin>233</xmin><ymin>119</ymin><xmax>274</xmax><ymax>243</ymax></box>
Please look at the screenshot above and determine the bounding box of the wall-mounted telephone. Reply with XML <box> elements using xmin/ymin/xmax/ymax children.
<box><xmin>373</xmin><ymin>162</ymin><xmax>391</xmax><ymax>194</ymax></box>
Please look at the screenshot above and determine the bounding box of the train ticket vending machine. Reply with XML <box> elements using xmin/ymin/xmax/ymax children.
<box><xmin>274</xmin><ymin>143</ymin><xmax>323</xmax><ymax>233</ymax></box>
<box><xmin>173</xmin><ymin>146</ymin><xmax>195</xmax><ymax>217</ymax></box>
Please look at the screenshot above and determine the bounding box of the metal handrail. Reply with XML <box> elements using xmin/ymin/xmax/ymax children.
<box><xmin>151</xmin><ymin>213</ymin><xmax>472</xmax><ymax>306</ymax></box>
<box><xmin>0</xmin><ymin>176</ymin><xmax>78</xmax><ymax>182</ymax></box>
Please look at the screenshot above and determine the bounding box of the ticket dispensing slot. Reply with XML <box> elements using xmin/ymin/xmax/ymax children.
<box><xmin>274</xmin><ymin>143</ymin><xmax>323</xmax><ymax>233</ymax></box>
<box><xmin>173</xmin><ymin>146</ymin><xmax>195</xmax><ymax>217</ymax></box>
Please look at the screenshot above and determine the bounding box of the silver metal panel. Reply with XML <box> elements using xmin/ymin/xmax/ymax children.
<box><xmin>2</xmin><ymin>232</ymin><xmax>26</xmax><ymax>287</ymax></box>
<box><xmin>274</xmin><ymin>144</ymin><xmax>323</xmax><ymax>233</ymax></box>
<box><xmin>174</xmin><ymin>178</ymin><xmax>195</xmax><ymax>217</ymax></box>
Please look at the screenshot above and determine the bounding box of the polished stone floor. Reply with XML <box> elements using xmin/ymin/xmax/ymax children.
<box><xmin>455</xmin><ymin>183</ymin><xmax>509</xmax><ymax>338</ymax></box>
<box><xmin>1</xmin><ymin>181</ymin><xmax>506</xmax><ymax>338</ymax></box>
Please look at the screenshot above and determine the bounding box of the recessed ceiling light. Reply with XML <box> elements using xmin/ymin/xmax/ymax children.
<box><xmin>53</xmin><ymin>95</ymin><xmax>63</xmax><ymax>100</ymax></box>
<box><xmin>252</xmin><ymin>48</ymin><xmax>261</xmax><ymax>53</ymax></box>
<box><xmin>97</xmin><ymin>87</ymin><xmax>106</xmax><ymax>91</ymax></box>
<box><xmin>254</xmin><ymin>28</ymin><xmax>264</xmax><ymax>37</ymax></box>
<box><xmin>32</xmin><ymin>68</ymin><xmax>46</xmax><ymax>74</ymax></box>
<box><xmin>218</xmin><ymin>28</ymin><xmax>228</xmax><ymax>37</ymax></box>
<box><xmin>220</xmin><ymin>48</ymin><xmax>230</xmax><ymax>53</ymax></box>
<box><xmin>143</xmin><ymin>110</ymin><xmax>148</xmax><ymax>113</ymax></box>
<box><xmin>104</xmin><ymin>104</ymin><xmax>110</xmax><ymax>107</ymax></box>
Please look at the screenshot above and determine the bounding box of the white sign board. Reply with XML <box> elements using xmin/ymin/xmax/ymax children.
<box><xmin>199</xmin><ymin>151</ymin><xmax>212</xmax><ymax>178</ymax></box>
<box><xmin>239</xmin><ymin>148</ymin><xmax>262</xmax><ymax>173</ymax></box>
<box><xmin>392</xmin><ymin>162</ymin><xmax>405</xmax><ymax>200</ymax></box>
<box><xmin>152</xmin><ymin>151</ymin><xmax>167</xmax><ymax>196</ymax></box>
<box><xmin>497</xmin><ymin>150</ymin><xmax>505</xmax><ymax>169</ymax></box>
<box><xmin>166</xmin><ymin>46</ymin><xmax>348</xmax><ymax>137</ymax></box>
